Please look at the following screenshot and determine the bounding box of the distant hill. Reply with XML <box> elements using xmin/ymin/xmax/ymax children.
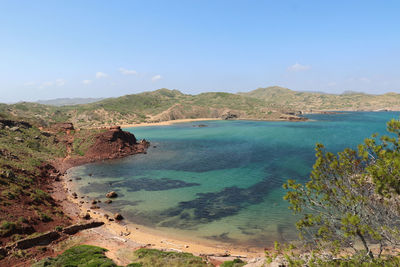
<box><xmin>341</xmin><ymin>90</ymin><xmax>366</xmax><ymax>95</ymax></box>
<box><xmin>1</xmin><ymin>87</ymin><xmax>400</xmax><ymax>128</ymax></box>
<box><xmin>240</xmin><ymin>86</ymin><xmax>400</xmax><ymax>112</ymax></box>
<box><xmin>36</xmin><ymin>97</ymin><xmax>103</xmax><ymax>106</ymax></box>
<box><xmin>0</xmin><ymin>88</ymin><xmax>300</xmax><ymax>127</ymax></box>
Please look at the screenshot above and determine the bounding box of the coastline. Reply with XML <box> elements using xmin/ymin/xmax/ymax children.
<box><xmin>119</xmin><ymin>116</ymin><xmax>308</xmax><ymax>129</ymax></box>
<box><xmin>120</xmin><ymin>118</ymin><xmax>221</xmax><ymax>128</ymax></box>
<box><xmin>54</xmin><ymin>168</ymin><xmax>265</xmax><ymax>265</ymax></box>
<box><xmin>114</xmin><ymin>110</ymin><xmax>400</xmax><ymax>130</ymax></box>
<box><xmin>46</xmin><ymin>125</ymin><xmax>265</xmax><ymax>265</ymax></box>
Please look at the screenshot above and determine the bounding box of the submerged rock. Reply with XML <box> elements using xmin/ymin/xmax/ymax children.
<box><xmin>106</xmin><ymin>191</ymin><xmax>118</xmax><ymax>198</ymax></box>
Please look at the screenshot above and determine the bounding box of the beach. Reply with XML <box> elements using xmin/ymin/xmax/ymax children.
<box><xmin>120</xmin><ymin>118</ymin><xmax>222</xmax><ymax>128</ymax></box>
<box><xmin>54</xmin><ymin>170</ymin><xmax>265</xmax><ymax>266</ymax></box>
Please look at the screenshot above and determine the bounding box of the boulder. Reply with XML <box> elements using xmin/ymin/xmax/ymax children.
<box><xmin>114</xmin><ymin>213</ymin><xmax>124</xmax><ymax>220</ymax></box>
<box><xmin>106</xmin><ymin>191</ymin><xmax>118</xmax><ymax>198</ymax></box>
<box><xmin>81</xmin><ymin>213</ymin><xmax>91</xmax><ymax>220</ymax></box>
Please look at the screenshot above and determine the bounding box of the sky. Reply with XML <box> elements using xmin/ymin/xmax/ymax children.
<box><xmin>0</xmin><ymin>0</ymin><xmax>399</xmax><ymax>103</ymax></box>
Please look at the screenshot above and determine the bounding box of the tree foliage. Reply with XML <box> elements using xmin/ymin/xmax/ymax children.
<box><xmin>283</xmin><ymin>118</ymin><xmax>400</xmax><ymax>261</ymax></box>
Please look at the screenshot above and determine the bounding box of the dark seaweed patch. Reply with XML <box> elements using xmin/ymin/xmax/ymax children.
<box><xmin>156</xmin><ymin>178</ymin><xmax>280</xmax><ymax>229</ymax></box>
<box><xmin>115</xmin><ymin>178</ymin><xmax>200</xmax><ymax>192</ymax></box>
<box><xmin>79</xmin><ymin>177</ymin><xmax>199</xmax><ymax>196</ymax></box>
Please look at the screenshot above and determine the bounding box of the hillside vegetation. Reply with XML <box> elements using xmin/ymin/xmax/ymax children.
<box><xmin>0</xmin><ymin>115</ymin><xmax>107</xmax><ymax>264</ymax></box>
<box><xmin>0</xmin><ymin>89</ymin><xmax>292</xmax><ymax>127</ymax></box>
<box><xmin>1</xmin><ymin>87</ymin><xmax>400</xmax><ymax>128</ymax></box>
<box><xmin>33</xmin><ymin>245</ymin><xmax>213</xmax><ymax>267</ymax></box>
<box><xmin>240</xmin><ymin>86</ymin><xmax>400</xmax><ymax>111</ymax></box>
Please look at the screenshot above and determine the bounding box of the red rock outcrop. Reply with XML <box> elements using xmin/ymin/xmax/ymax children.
<box><xmin>53</xmin><ymin>125</ymin><xmax>150</xmax><ymax>173</ymax></box>
<box><xmin>84</xmin><ymin>126</ymin><xmax>146</xmax><ymax>160</ymax></box>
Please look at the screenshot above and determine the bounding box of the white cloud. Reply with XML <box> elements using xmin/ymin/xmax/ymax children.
<box><xmin>82</xmin><ymin>80</ymin><xmax>92</xmax><ymax>85</ymax></box>
<box><xmin>96</xmin><ymin>72</ymin><xmax>108</xmax><ymax>79</ymax></box>
<box><xmin>119</xmin><ymin>68</ymin><xmax>137</xmax><ymax>75</ymax></box>
<box><xmin>287</xmin><ymin>63</ymin><xmax>311</xmax><ymax>72</ymax></box>
<box><xmin>151</xmin><ymin>74</ymin><xmax>162</xmax><ymax>82</ymax></box>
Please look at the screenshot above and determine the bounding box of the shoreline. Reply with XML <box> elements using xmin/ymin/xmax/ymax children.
<box><xmin>118</xmin><ymin>110</ymin><xmax>400</xmax><ymax>129</ymax></box>
<box><xmin>120</xmin><ymin>117</ymin><xmax>307</xmax><ymax>129</ymax></box>
<box><xmin>47</xmin><ymin>126</ymin><xmax>265</xmax><ymax>265</ymax></box>
<box><xmin>57</xmin><ymin>171</ymin><xmax>265</xmax><ymax>264</ymax></box>
<box><xmin>120</xmin><ymin>118</ymin><xmax>222</xmax><ymax>128</ymax></box>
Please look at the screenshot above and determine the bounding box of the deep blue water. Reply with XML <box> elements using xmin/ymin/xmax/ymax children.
<box><xmin>69</xmin><ymin>112</ymin><xmax>400</xmax><ymax>247</ymax></box>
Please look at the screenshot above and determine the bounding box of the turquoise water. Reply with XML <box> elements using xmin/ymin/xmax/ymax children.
<box><xmin>69</xmin><ymin>112</ymin><xmax>400</xmax><ymax>248</ymax></box>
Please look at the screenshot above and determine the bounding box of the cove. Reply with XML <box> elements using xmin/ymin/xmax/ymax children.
<box><xmin>68</xmin><ymin>112</ymin><xmax>400</xmax><ymax>248</ymax></box>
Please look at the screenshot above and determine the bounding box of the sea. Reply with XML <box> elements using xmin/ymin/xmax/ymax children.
<box><xmin>68</xmin><ymin>112</ymin><xmax>400</xmax><ymax>248</ymax></box>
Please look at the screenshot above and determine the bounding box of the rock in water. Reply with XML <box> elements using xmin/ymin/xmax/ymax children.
<box><xmin>106</xmin><ymin>191</ymin><xmax>118</xmax><ymax>198</ymax></box>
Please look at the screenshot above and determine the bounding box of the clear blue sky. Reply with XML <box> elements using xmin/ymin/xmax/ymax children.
<box><xmin>0</xmin><ymin>0</ymin><xmax>399</xmax><ymax>102</ymax></box>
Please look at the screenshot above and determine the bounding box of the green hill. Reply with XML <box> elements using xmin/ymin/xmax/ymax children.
<box><xmin>2</xmin><ymin>87</ymin><xmax>400</xmax><ymax>128</ymax></box>
<box><xmin>0</xmin><ymin>89</ymin><xmax>298</xmax><ymax>127</ymax></box>
<box><xmin>240</xmin><ymin>86</ymin><xmax>400</xmax><ymax>112</ymax></box>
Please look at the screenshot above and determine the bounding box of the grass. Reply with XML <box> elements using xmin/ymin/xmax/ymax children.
<box><xmin>32</xmin><ymin>245</ymin><xmax>117</xmax><ymax>267</ymax></box>
<box><xmin>71</xmin><ymin>128</ymin><xmax>105</xmax><ymax>156</ymax></box>
<box><xmin>220</xmin><ymin>259</ymin><xmax>246</xmax><ymax>267</ymax></box>
<box><xmin>0</xmin><ymin>221</ymin><xmax>18</xmax><ymax>237</ymax></box>
<box><xmin>0</xmin><ymin>117</ymin><xmax>105</xmax><ymax>244</ymax></box>
<box><xmin>30</xmin><ymin>189</ymin><xmax>51</xmax><ymax>204</ymax></box>
<box><xmin>128</xmin><ymin>248</ymin><xmax>212</xmax><ymax>267</ymax></box>
<box><xmin>32</xmin><ymin>246</ymin><xmax>212</xmax><ymax>267</ymax></box>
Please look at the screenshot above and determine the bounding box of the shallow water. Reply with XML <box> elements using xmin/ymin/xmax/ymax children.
<box><xmin>69</xmin><ymin>112</ymin><xmax>400</xmax><ymax>247</ymax></box>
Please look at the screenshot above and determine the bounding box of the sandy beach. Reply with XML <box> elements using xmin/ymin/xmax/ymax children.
<box><xmin>120</xmin><ymin>118</ymin><xmax>222</xmax><ymax>128</ymax></box>
<box><xmin>56</xmin><ymin>173</ymin><xmax>265</xmax><ymax>266</ymax></box>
